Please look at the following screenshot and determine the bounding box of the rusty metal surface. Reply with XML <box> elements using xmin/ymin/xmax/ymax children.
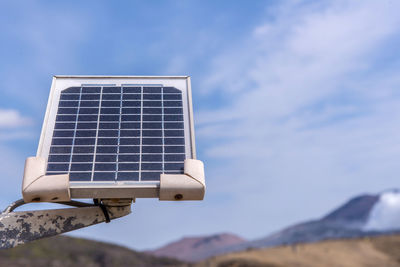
<box><xmin>0</xmin><ymin>205</ymin><xmax>131</xmax><ymax>249</ymax></box>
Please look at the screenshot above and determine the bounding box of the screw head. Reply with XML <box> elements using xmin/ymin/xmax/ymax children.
<box><xmin>174</xmin><ymin>194</ymin><xmax>183</xmax><ymax>200</ymax></box>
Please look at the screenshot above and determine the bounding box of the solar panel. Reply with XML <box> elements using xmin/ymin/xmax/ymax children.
<box><xmin>33</xmin><ymin>76</ymin><xmax>200</xmax><ymax>200</ymax></box>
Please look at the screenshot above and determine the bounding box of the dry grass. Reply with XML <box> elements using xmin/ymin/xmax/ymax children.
<box><xmin>195</xmin><ymin>234</ymin><xmax>400</xmax><ymax>267</ymax></box>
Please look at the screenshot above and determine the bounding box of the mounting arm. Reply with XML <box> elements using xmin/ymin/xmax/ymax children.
<box><xmin>0</xmin><ymin>199</ymin><xmax>131</xmax><ymax>249</ymax></box>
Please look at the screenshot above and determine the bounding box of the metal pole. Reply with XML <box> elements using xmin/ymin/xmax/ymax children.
<box><xmin>0</xmin><ymin>201</ymin><xmax>131</xmax><ymax>249</ymax></box>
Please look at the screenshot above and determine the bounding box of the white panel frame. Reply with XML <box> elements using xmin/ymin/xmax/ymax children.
<box><xmin>37</xmin><ymin>76</ymin><xmax>196</xmax><ymax>199</ymax></box>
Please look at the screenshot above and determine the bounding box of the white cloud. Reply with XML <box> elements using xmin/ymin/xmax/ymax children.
<box><xmin>364</xmin><ymin>191</ymin><xmax>400</xmax><ymax>231</ymax></box>
<box><xmin>196</xmin><ymin>0</ymin><xmax>400</xmax><ymax>237</ymax></box>
<box><xmin>0</xmin><ymin>109</ymin><xmax>32</xmax><ymax>128</ymax></box>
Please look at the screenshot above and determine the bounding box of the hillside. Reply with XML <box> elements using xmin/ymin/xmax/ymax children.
<box><xmin>148</xmin><ymin>233</ymin><xmax>246</xmax><ymax>262</ymax></box>
<box><xmin>212</xmin><ymin>190</ymin><xmax>400</xmax><ymax>256</ymax></box>
<box><xmin>0</xmin><ymin>235</ymin><xmax>185</xmax><ymax>267</ymax></box>
<box><xmin>146</xmin><ymin>190</ymin><xmax>400</xmax><ymax>261</ymax></box>
<box><xmin>195</xmin><ymin>234</ymin><xmax>400</xmax><ymax>267</ymax></box>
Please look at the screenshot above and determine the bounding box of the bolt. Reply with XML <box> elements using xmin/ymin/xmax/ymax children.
<box><xmin>174</xmin><ymin>194</ymin><xmax>183</xmax><ymax>200</ymax></box>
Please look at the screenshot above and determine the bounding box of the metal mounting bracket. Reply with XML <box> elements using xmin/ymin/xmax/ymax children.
<box><xmin>0</xmin><ymin>199</ymin><xmax>131</xmax><ymax>249</ymax></box>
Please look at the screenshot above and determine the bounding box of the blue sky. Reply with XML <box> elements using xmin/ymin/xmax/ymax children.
<box><xmin>1</xmin><ymin>0</ymin><xmax>400</xmax><ymax>250</ymax></box>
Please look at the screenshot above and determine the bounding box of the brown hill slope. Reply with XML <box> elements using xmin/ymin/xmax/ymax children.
<box><xmin>149</xmin><ymin>233</ymin><xmax>246</xmax><ymax>262</ymax></box>
<box><xmin>195</xmin><ymin>234</ymin><xmax>400</xmax><ymax>267</ymax></box>
<box><xmin>0</xmin><ymin>235</ymin><xmax>185</xmax><ymax>267</ymax></box>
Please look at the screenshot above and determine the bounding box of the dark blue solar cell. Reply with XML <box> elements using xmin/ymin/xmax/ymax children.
<box><xmin>164</xmin><ymin>101</ymin><xmax>182</xmax><ymax>107</ymax></box>
<box><xmin>120</xmin><ymin>130</ymin><xmax>140</xmax><ymax>137</ymax></box>
<box><xmin>48</xmin><ymin>155</ymin><xmax>71</xmax><ymax>162</ymax></box>
<box><xmin>117</xmin><ymin>172</ymin><xmax>139</xmax><ymax>181</ymax></box>
<box><xmin>82</xmin><ymin>87</ymin><xmax>101</xmax><ymax>93</ymax></box>
<box><xmin>102</xmin><ymin>94</ymin><xmax>120</xmax><ymax>100</ymax></box>
<box><xmin>77</xmin><ymin>123</ymin><xmax>97</xmax><ymax>129</ymax></box>
<box><xmin>97</xmin><ymin>146</ymin><xmax>118</xmax><ymax>153</ymax></box>
<box><xmin>93</xmin><ymin>172</ymin><xmax>114</xmax><ymax>181</ymax></box>
<box><xmin>98</xmin><ymin>130</ymin><xmax>118</xmax><ymax>137</ymax></box>
<box><xmin>165</xmin><ymin>163</ymin><xmax>184</xmax><ymax>171</ymax></box>
<box><xmin>121</xmin><ymin>122</ymin><xmax>140</xmax><ymax>129</ymax></box>
<box><xmin>142</xmin><ymin>146</ymin><xmax>162</xmax><ymax>153</ymax></box>
<box><xmin>143</xmin><ymin>115</ymin><xmax>162</xmax><ymax>121</ymax></box>
<box><xmin>165</xmin><ymin>146</ymin><xmax>185</xmax><ymax>153</ymax></box>
<box><xmin>76</xmin><ymin>130</ymin><xmax>96</xmax><ymax>137</ymax></box>
<box><xmin>118</xmin><ymin>163</ymin><xmax>139</xmax><ymax>171</ymax></box>
<box><xmin>73</xmin><ymin>146</ymin><xmax>94</xmax><ymax>153</ymax></box>
<box><xmin>121</xmin><ymin>115</ymin><xmax>140</xmax><ymax>121</ymax></box>
<box><xmin>163</xmin><ymin>94</ymin><xmax>182</xmax><ymax>100</ymax></box>
<box><xmin>71</xmin><ymin>163</ymin><xmax>93</xmax><ymax>171</ymax></box>
<box><xmin>79</xmin><ymin>115</ymin><xmax>98</xmax><ymax>121</ymax></box>
<box><xmin>59</xmin><ymin>101</ymin><xmax>79</xmax><ymax>107</ymax></box>
<box><xmin>141</xmin><ymin>172</ymin><xmax>161</xmax><ymax>180</ymax></box>
<box><xmin>143</xmin><ymin>108</ymin><xmax>162</xmax><ymax>114</ymax></box>
<box><xmin>123</xmin><ymin>87</ymin><xmax>141</xmax><ymax>93</ymax></box>
<box><xmin>101</xmin><ymin>107</ymin><xmax>120</xmax><ymax>114</ymax></box>
<box><xmin>72</xmin><ymin>155</ymin><xmax>94</xmax><ymax>162</ymax></box>
<box><xmin>122</xmin><ymin>108</ymin><xmax>140</xmax><ymax>114</ymax></box>
<box><xmin>60</xmin><ymin>94</ymin><xmax>80</xmax><ymax>100</ymax></box>
<box><xmin>144</xmin><ymin>94</ymin><xmax>161</xmax><ymax>100</ymax></box>
<box><xmin>118</xmin><ymin>155</ymin><xmax>140</xmax><ymax>162</ymax></box>
<box><xmin>143</xmin><ymin>101</ymin><xmax>161</xmax><ymax>107</ymax></box>
<box><xmin>99</xmin><ymin>123</ymin><xmax>119</xmax><ymax>129</ymax></box>
<box><xmin>79</xmin><ymin>108</ymin><xmax>99</xmax><ymax>114</ymax></box>
<box><xmin>122</xmin><ymin>101</ymin><xmax>141</xmax><ymax>107</ymax></box>
<box><xmin>103</xmin><ymin>87</ymin><xmax>121</xmax><ymax>93</ymax></box>
<box><xmin>165</xmin><ymin>138</ymin><xmax>185</xmax><ymax>145</ymax></box>
<box><xmin>164</xmin><ymin>115</ymin><xmax>183</xmax><ymax>121</ymax></box>
<box><xmin>164</xmin><ymin>122</ymin><xmax>184</xmax><ymax>129</ymax></box>
<box><xmin>81</xmin><ymin>94</ymin><xmax>100</xmax><ymax>100</ymax></box>
<box><xmin>47</xmin><ymin>164</ymin><xmax>69</xmax><ymax>172</ymax></box>
<box><xmin>164</xmin><ymin>130</ymin><xmax>184</xmax><ymax>137</ymax></box>
<box><xmin>102</xmin><ymin>101</ymin><xmax>120</xmax><ymax>107</ymax></box>
<box><xmin>55</xmin><ymin>123</ymin><xmax>75</xmax><ymax>129</ymax></box>
<box><xmin>50</xmin><ymin>146</ymin><xmax>72</xmax><ymax>154</ymax></box>
<box><xmin>141</xmin><ymin>163</ymin><xmax>162</xmax><ymax>170</ymax></box>
<box><xmin>122</xmin><ymin>94</ymin><xmax>140</xmax><ymax>100</ymax></box>
<box><xmin>163</xmin><ymin>87</ymin><xmax>180</xmax><ymax>93</ymax></box>
<box><xmin>70</xmin><ymin>172</ymin><xmax>92</xmax><ymax>181</ymax></box>
<box><xmin>56</xmin><ymin>115</ymin><xmax>76</xmax><ymax>122</ymax></box>
<box><xmin>119</xmin><ymin>146</ymin><xmax>140</xmax><ymax>153</ymax></box>
<box><xmin>58</xmin><ymin>108</ymin><xmax>78</xmax><ymax>115</ymax></box>
<box><xmin>52</xmin><ymin>138</ymin><xmax>73</xmax><ymax>145</ymax></box>
<box><xmin>120</xmin><ymin>138</ymin><xmax>140</xmax><ymax>145</ymax></box>
<box><xmin>143</xmin><ymin>122</ymin><xmax>162</xmax><ymax>129</ymax></box>
<box><xmin>164</xmin><ymin>154</ymin><xmax>186</xmax><ymax>161</ymax></box>
<box><xmin>75</xmin><ymin>138</ymin><xmax>95</xmax><ymax>145</ymax></box>
<box><xmin>142</xmin><ymin>130</ymin><xmax>162</xmax><ymax>137</ymax></box>
<box><xmin>53</xmin><ymin>130</ymin><xmax>74</xmax><ymax>138</ymax></box>
<box><xmin>80</xmin><ymin>101</ymin><xmax>99</xmax><ymax>107</ymax></box>
<box><xmin>95</xmin><ymin>163</ymin><xmax>116</xmax><ymax>171</ymax></box>
<box><xmin>142</xmin><ymin>154</ymin><xmax>162</xmax><ymax>162</ymax></box>
<box><xmin>143</xmin><ymin>87</ymin><xmax>161</xmax><ymax>93</ymax></box>
<box><xmin>97</xmin><ymin>138</ymin><xmax>118</xmax><ymax>145</ymax></box>
<box><xmin>63</xmin><ymin>87</ymin><xmax>81</xmax><ymax>93</ymax></box>
<box><xmin>96</xmin><ymin>155</ymin><xmax>117</xmax><ymax>162</ymax></box>
<box><xmin>142</xmin><ymin>138</ymin><xmax>162</xmax><ymax>145</ymax></box>
<box><xmin>100</xmin><ymin>115</ymin><xmax>119</xmax><ymax>121</ymax></box>
<box><xmin>164</xmin><ymin>108</ymin><xmax>183</xmax><ymax>114</ymax></box>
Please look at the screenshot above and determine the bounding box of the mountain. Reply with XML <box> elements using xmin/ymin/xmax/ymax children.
<box><xmin>216</xmin><ymin>189</ymin><xmax>400</xmax><ymax>255</ymax></box>
<box><xmin>195</xmin><ymin>234</ymin><xmax>400</xmax><ymax>267</ymax></box>
<box><xmin>147</xmin><ymin>233</ymin><xmax>246</xmax><ymax>262</ymax></box>
<box><xmin>152</xmin><ymin>189</ymin><xmax>399</xmax><ymax>261</ymax></box>
<box><xmin>0</xmin><ymin>235</ymin><xmax>185</xmax><ymax>267</ymax></box>
<box><xmin>321</xmin><ymin>194</ymin><xmax>379</xmax><ymax>223</ymax></box>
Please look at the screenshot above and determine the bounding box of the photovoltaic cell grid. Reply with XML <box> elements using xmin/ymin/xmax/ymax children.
<box><xmin>46</xmin><ymin>86</ymin><xmax>186</xmax><ymax>182</ymax></box>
